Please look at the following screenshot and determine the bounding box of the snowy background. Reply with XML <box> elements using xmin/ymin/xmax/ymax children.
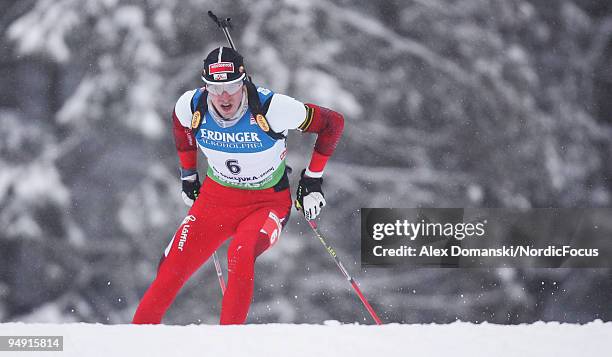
<box><xmin>1</xmin><ymin>0</ymin><xmax>612</xmax><ymax>325</ymax></box>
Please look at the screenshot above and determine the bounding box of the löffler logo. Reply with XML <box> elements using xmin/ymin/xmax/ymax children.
<box><xmin>178</xmin><ymin>215</ymin><xmax>196</xmax><ymax>251</ymax></box>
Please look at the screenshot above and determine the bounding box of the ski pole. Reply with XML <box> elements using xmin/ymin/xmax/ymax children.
<box><xmin>212</xmin><ymin>251</ymin><xmax>226</xmax><ymax>295</ymax></box>
<box><xmin>205</xmin><ymin>10</ymin><xmax>237</xmax><ymax>298</ymax></box>
<box><xmin>296</xmin><ymin>202</ymin><xmax>382</xmax><ymax>325</ymax></box>
<box><xmin>208</xmin><ymin>11</ymin><xmax>237</xmax><ymax>51</ymax></box>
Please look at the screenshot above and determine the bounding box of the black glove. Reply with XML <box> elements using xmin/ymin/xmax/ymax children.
<box><xmin>295</xmin><ymin>169</ymin><xmax>326</xmax><ymax>220</ymax></box>
<box><xmin>181</xmin><ymin>172</ymin><xmax>201</xmax><ymax>207</ymax></box>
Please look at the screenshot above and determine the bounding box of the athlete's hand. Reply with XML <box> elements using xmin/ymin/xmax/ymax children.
<box><xmin>181</xmin><ymin>171</ymin><xmax>201</xmax><ymax>207</ymax></box>
<box><xmin>295</xmin><ymin>169</ymin><xmax>326</xmax><ymax>220</ymax></box>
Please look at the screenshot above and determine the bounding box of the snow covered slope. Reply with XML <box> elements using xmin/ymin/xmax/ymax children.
<box><xmin>1</xmin><ymin>321</ymin><xmax>610</xmax><ymax>357</ymax></box>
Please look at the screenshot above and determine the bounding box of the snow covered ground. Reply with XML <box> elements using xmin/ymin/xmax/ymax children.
<box><xmin>0</xmin><ymin>321</ymin><xmax>610</xmax><ymax>357</ymax></box>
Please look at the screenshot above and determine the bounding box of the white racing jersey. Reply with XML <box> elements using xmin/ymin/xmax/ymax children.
<box><xmin>174</xmin><ymin>87</ymin><xmax>308</xmax><ymax>189</ymax></box>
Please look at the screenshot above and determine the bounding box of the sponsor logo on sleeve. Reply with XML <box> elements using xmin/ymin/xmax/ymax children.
<box><xmin>191</xmin><ymin>111</ymin><xmax>201</xmax><ymax>129</ymax></box>
<box><xmin>256</xmin><ymin>114</ymin><xmax>270</xmax><ymax>132</ymax></box>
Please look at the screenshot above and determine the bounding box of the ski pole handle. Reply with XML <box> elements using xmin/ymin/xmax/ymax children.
<box><xmin>208</xmin><ymin>11</ymin><xmax>231</xmax><ymax>29</ymax></box>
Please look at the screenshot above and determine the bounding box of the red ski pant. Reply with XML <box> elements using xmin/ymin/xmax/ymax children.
<box><xmin>132</xmin><ymin>178</ymin><xmax>291</xmax><ymax>325</ymax></box>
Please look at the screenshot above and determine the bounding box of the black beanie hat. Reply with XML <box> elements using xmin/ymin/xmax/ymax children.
<box><xmin>201</xmin><ymin>46</ymin><xmax>246</xmax><ymax>84</ymax></box>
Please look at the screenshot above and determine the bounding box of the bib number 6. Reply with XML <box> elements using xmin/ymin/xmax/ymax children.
<box><xmin>225</xmin><ymin>159</ymin><xmax>241</xmax><ymax>175</ymax></box>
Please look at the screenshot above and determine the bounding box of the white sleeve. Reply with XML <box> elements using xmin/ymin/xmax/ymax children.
<box><xmin>174</xmin><ymin>89</ymin><xmax>197</xmax><ymax>128</ymax></box>
<box><xmin>265</xmin><ymin>93</ymin><xmax>308</xmax><ymax>133</ymax></box>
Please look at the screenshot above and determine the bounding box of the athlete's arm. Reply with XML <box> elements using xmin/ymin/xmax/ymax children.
<box><xmin>265</xmin><ymin>94</ymin><xmax>345</xmax><ymax>177</ymax></box>
<box><xmin>294</xmin><ymin>103</ymin><xmax>344</xmax><ymax>220</ymax></box>
<box><xmin>172</xmin><ymin>90</ymin><xmax>199</xmax><ymax>171</ymax></box>
<box><xmin>172</xmin><ymin>112</ymin><xmax>197</xmax><ymax>171</ymax></box>
<box><xmin>299</xmin><ymin>103</ymin><xmax>344</xmax><ymax>178</ymax></box>
<box><xmin>265</xmin><ymin>92</ymin><xmax>344</xmax><ymax>219</ymax></box>
<box><xmin>172</xmin><ymin>90</ymin><xmax>202</xmax><ymax>206</ymax></box>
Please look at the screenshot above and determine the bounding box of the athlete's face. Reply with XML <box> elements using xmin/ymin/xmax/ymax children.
<box><xmin>208</xmin><ymin>83</ymin><xmax>244</xmax><ymax>119</ymax></box>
